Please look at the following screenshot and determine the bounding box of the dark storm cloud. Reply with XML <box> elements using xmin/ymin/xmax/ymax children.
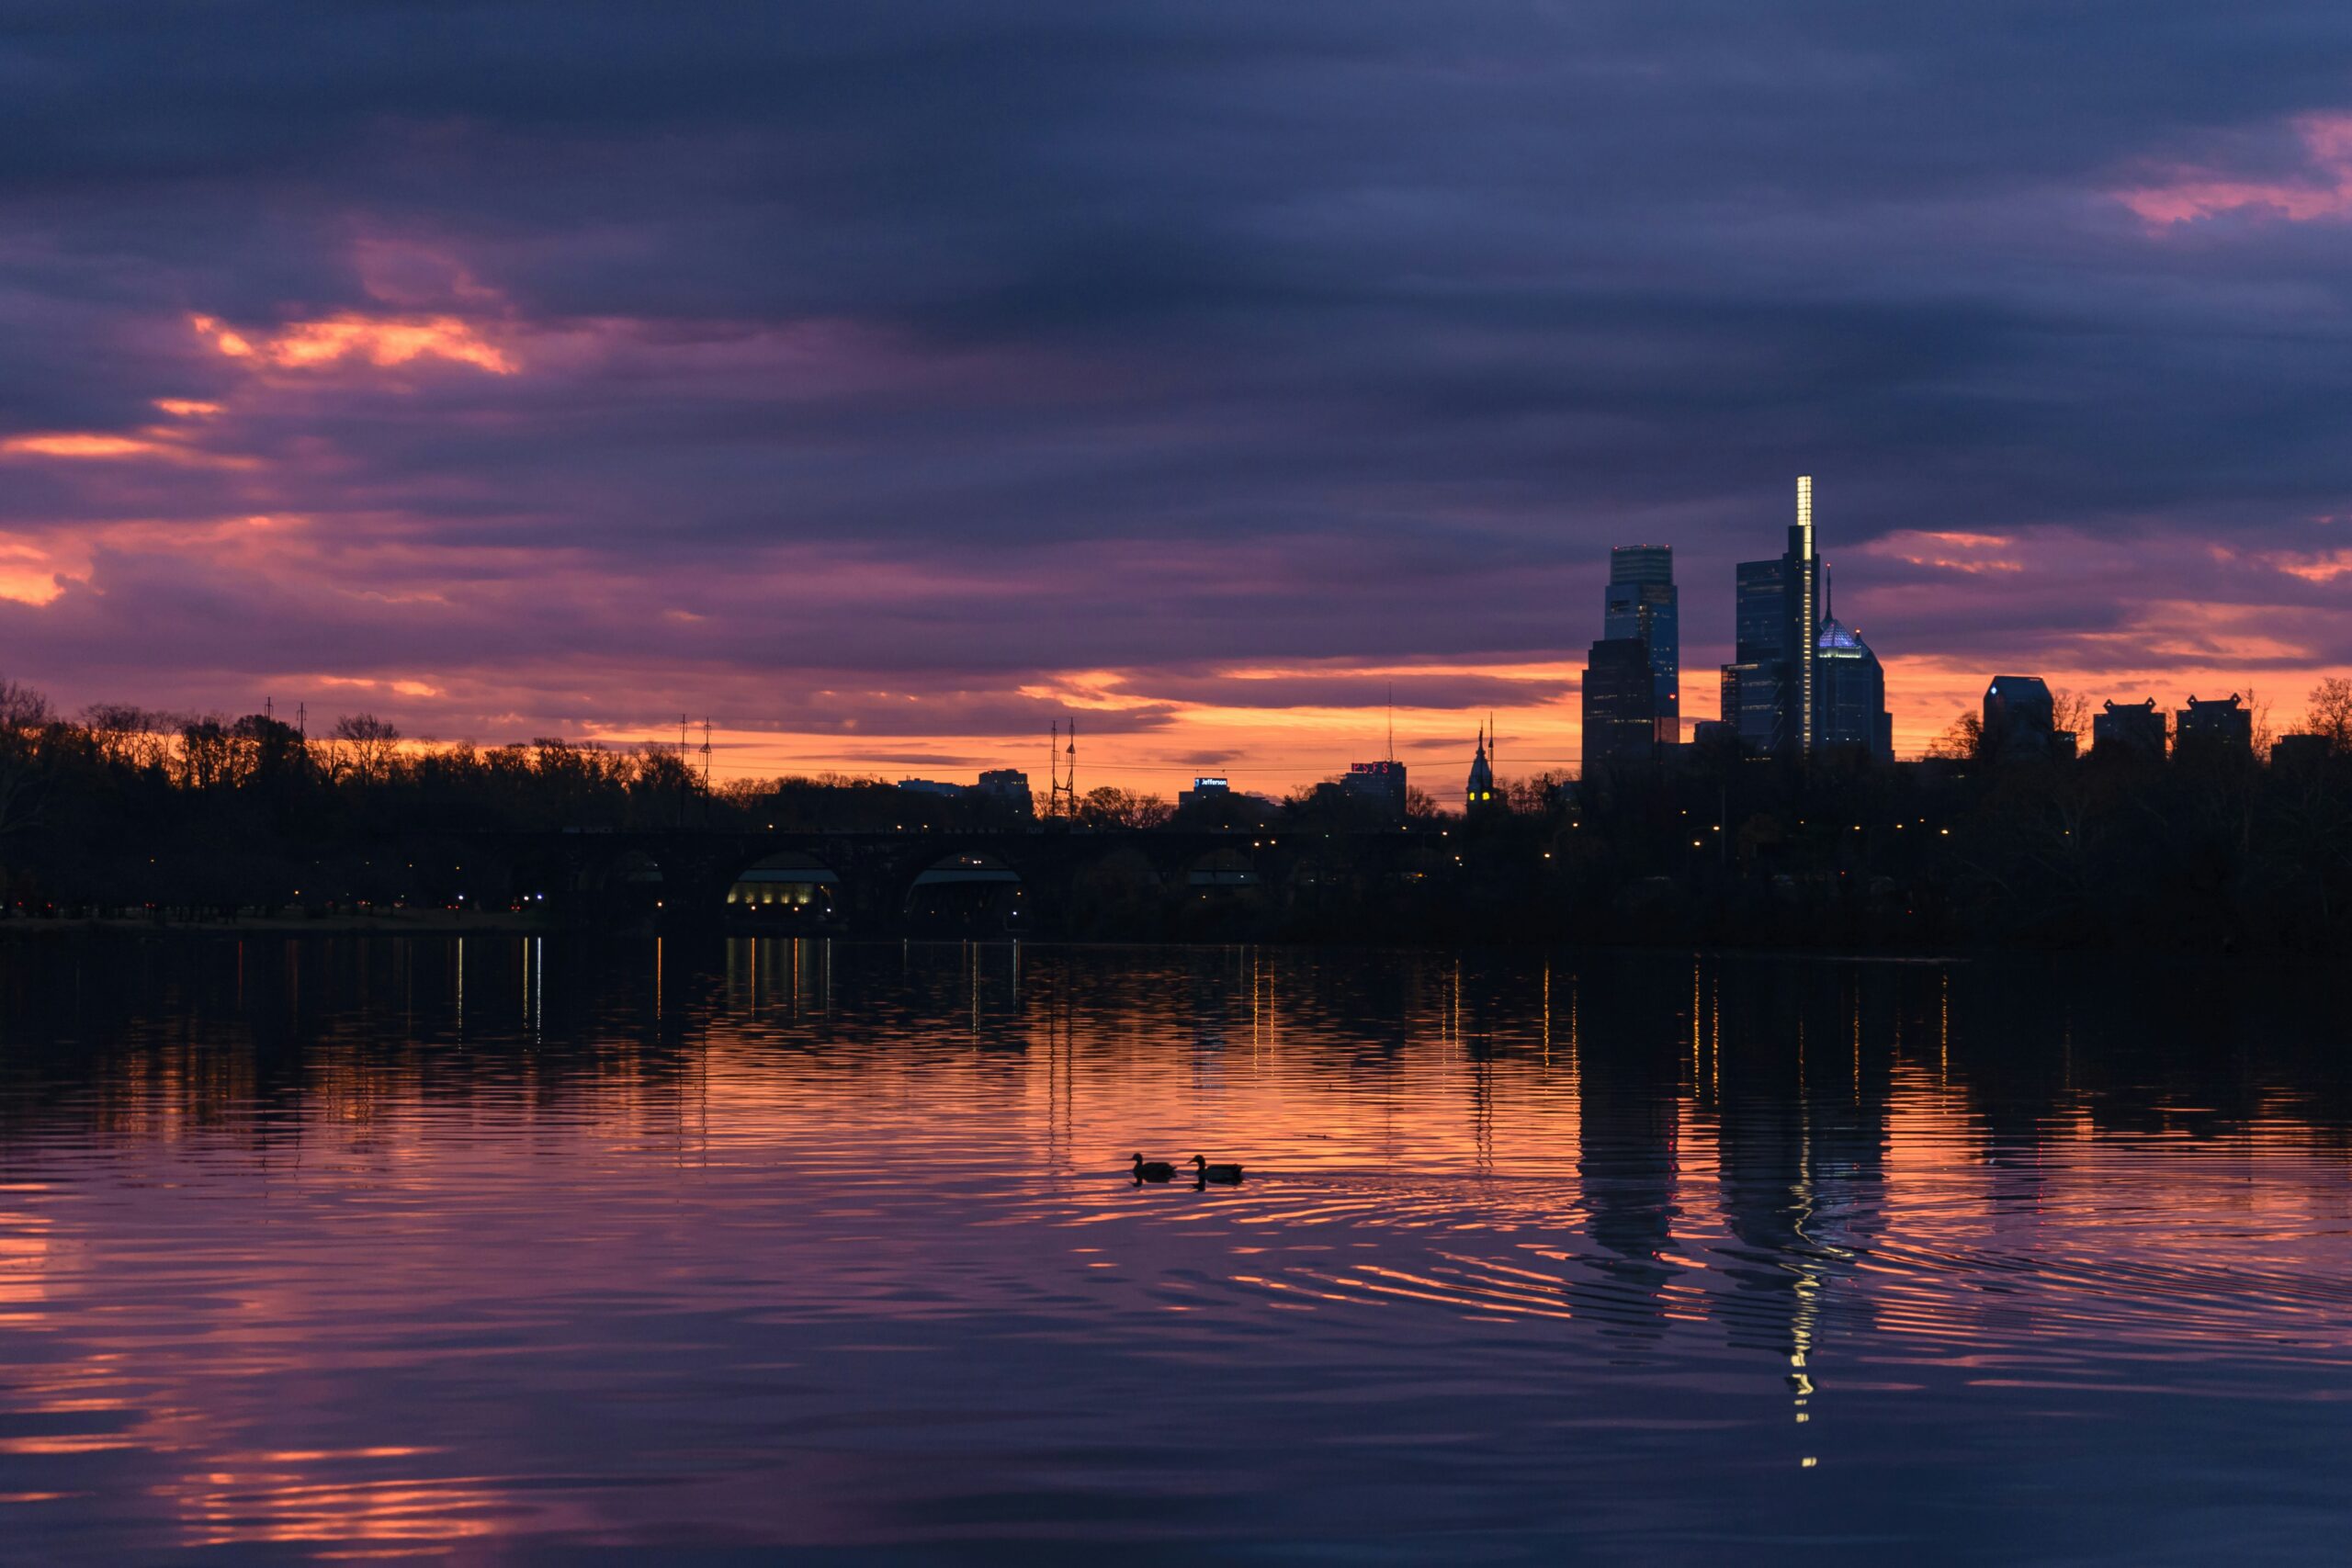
<box><xmin>3</xmin><ymin>0</ymin><xmax>2351</xmax><ymax>758</ymax></box>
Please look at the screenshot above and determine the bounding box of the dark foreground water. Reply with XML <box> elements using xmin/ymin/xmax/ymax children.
<box><xmin>0</xmin><ymin>939</ymin><xmax>2349</xmax><ymax>1565</ymax></box>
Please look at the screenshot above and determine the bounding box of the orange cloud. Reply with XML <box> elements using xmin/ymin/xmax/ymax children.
<box><xmin>314</xmin><ymin>674</ymin><xmax>448</xmax><ymax>699</ymax></box>
<box><xmin>0</xmin><ymin>514</ymin><xmax>308</xmax><ymax>609</ymax></box>
<box><xmin>192</xmin><ymin>312</ymin><xmax>516</xmax><ymax>375</ymax></box>
<box><xmin>2267</xmin><ymin>548</ymin><xmax>2352</xmax><ymax>584</ymax></box>
<box><xmin>0</xmin><ymin>538</ymin><xmax>74</xmax><ymax>606</ymax></box>
<box><xmin>2119</xmin><ymin>112</ymin><xmax>2352</xmax><ymax>226</ymax></box>
<box><xmin>2</xmin><ymin>432</ymin><xmax>175</xmax><ymax>459</ymax></box>
<box><xmin>0</xmin><ymin>428</ymin><xmax>247</xmax><ymax>468</ymax></box>
<box><xmin>1864</xmin><ymin>529</ymin><xmax>2024</xmax><ymax>575</ymax></box>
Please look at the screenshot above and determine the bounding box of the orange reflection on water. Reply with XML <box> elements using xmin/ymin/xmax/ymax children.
<box><xmin>3</xmin><ymin>941</ymin><xmax>2351</xmax><ymax>1558</ymax></box>
<box><xmin>160</xmin><ymin>1448</ymin><xmax>532</xmax><ymax>1561</ymax></box>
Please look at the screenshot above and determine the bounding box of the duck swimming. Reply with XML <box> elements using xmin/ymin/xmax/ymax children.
<box><xmin>1192</xmin><ymin>1155</ymin><xmax>1244</xmax><ymax>1185</ymax></box>
<box><xmin>1132</xmin><ymin>1154</ymin><xmax>1175</xmax><ymax>1183</ymax></box>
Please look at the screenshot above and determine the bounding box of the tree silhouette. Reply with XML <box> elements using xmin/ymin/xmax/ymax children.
<box><xmin>2304</xmin><ymin>678</ymin><xmax>2352</xmax><ymax>754</ymax></box>
<box><xmin>332</xmin><ymin>714</ymin><xmax>401</xmax><ymax>787</ymax></box>
<box><xmin>0</xmin><ymin>678</ymin><xmax>53</xmax><ymax>838</ymax></box>
<box><xmin>1077</xmin><ymin>785</ymin><xmax>1172</xmax><ymax>829</ymax></box>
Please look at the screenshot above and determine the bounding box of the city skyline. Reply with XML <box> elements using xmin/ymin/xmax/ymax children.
<box><xmin>5</xmin><ymin>6</ymin><xmax>2352</xmax><ymax>801</ymax></box>
<box><xmin>5</xmin><ymin>469</ymin><xmax>2295</xmax><ymax>808</ymax></box>
<box><xmin>0</xmin><ymin>467</ymin><xmax>2289</xmax><ymax>806</ymax></box>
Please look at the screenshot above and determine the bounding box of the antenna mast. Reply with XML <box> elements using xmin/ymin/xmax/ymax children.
<box><xmin>1049</xmin><ymin>718</ymin><xmax>1080</xmax><ymax>819</ymax></box>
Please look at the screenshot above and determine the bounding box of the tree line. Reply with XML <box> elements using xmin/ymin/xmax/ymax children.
<box><xmin>4</xmin><ymin>671</ymin><xmax>2352</xmax><ymax>949</ymax></box>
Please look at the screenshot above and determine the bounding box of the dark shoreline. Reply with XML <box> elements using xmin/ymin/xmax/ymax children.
<box><xmin>14</xmin><ymin>923</ymin><xmax>2345</xmax><ymax>979</ymax></box>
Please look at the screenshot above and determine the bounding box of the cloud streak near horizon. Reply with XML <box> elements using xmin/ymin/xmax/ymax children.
<box><xmin>4</xmin><ymin>2</ymin><xmax>2351</xmax><ymax>798</ymax></box>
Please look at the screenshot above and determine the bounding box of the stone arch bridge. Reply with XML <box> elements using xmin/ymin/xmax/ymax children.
<box><xmin>486</xmin><ymin>827</ymin><xmax>1451</xmax><ymax>936</ymax></box>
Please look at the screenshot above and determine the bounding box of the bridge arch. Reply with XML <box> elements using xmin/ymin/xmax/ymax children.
<box><xmin>1186</xmin><ymin>846</ymin><xmax>1261</xmax><ymax>889</ymax></box>
<box><xmin>725</xmin><ymin>850</ymin><xmax>842</xmax><ymax>926</ymax></box>
<box><xmin>903</xmin><ymin>849</ymin><xmax>1023</xmax><ymax>934</ymax></box>
<box><xmin>584</xmin><ymin>848</ymin><xmax>667</xmax><ymax>918</ymax></box>
<box><xmin>607</xmin><ymin>849</ymin><xmax>664</xmax><ymax>886</ymax></box>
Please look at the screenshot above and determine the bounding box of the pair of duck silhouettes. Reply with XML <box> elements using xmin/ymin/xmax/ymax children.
<box><xmin>1133</xmin><ymin>1153</ymin><xmax>1243</xmax><ymax>1188</ymax></box>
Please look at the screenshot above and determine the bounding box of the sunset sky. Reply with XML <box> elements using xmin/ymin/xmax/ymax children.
<box><xmin>5</xmin><ymin>4</ymin><xmax>2351</xmax><ymax>803</ymax></box>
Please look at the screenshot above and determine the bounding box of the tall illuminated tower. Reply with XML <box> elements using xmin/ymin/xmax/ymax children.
<box><xmin>1792</xmin><ymin>476</ymin><xmax>1815</xmax><ymax>759</ymax></box>
<box><xmin>1720</xmin><ymin>476</ymin><xmax>1825</xmax><ymax>759</ymax></box>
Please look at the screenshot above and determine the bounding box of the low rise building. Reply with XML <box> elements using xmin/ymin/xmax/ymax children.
<box><xmin>1984</xmin><ymin>675</ymin><xmax>2074</xmax><ymax>761</ymax></box>
<box><xmin>2271</xmin><ymin>734</ymin><xmax>2331</xmax><ymax>770</ymax></box>
<box><xmin>1341</xmin><ymin>760</ymin><xmax>1408</xmax><ymax>821</ymax></box>
<box><xmin>2176</xmin><ymin>694</ymin><xmax>2254</xmax><ymax>761</ymax></box>
<box><xmin>2092</xmin><ymin>699</ymin><xmax>2165</xmax><ymax>760</ymax></box>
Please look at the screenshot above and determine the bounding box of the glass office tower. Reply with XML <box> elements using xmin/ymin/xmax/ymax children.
<box><xmin>1604</xmin><ymin>545</ymin><xmax>1679</xmax><ymax>747</ymax></box>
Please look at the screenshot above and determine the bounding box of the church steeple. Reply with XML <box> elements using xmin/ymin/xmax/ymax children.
<box><xmin>1466</xmin><ymin>719</ymin><xmax>1496</xmax><ymax>807</ymax></box>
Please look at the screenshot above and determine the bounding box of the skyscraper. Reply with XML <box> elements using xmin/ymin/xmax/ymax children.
<box><xmin>1581</xmin><ymin>637</ymin><xmax>1657</xmax><ymax>772</ymax></box>
<box><xmin>1604</xmin><ymin>545</ymin><xmax>1679</xmax><ymax>746</ymax></box>
<box><xmin>1814</xmin><ymin>617</ymin><xmax>1893</xmax><ymax>762</ymax></box>
<box><xmin>1792</xmin><ymin>476</ymin><xmax>1817</xmax><ymax>757</ymax></box>
<box><xmin>1726</xmin><ymin>558</ymin><xmax>1790</xmax><ymax>754</ymax></box>
<box><xmin>1720</xmin><ymin>478</ymin><xmax>1822</xmax><ymax>759</ymax></box>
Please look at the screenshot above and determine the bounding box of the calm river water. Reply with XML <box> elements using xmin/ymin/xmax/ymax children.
<box><xmin>0</xmin><ymin>938</ymin><xmax>2348</xmax><ymax>1564</ymax></box>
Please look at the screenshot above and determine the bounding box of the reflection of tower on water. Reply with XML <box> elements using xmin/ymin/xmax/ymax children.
<box><xmin>1712</xmin><ymin>961</ymin><xmax>1896</xmax><ymax>1445</ymax></box>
